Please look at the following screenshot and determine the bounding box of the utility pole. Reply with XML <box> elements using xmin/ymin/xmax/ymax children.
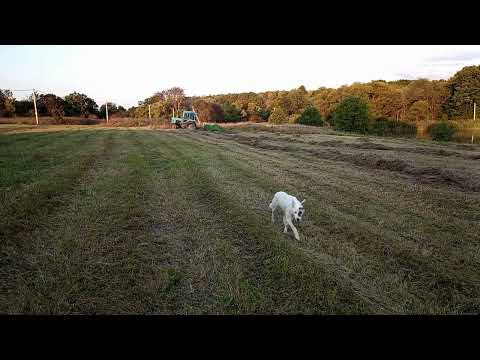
<box><xmin>149</xmin><ymin>104</ymin><xmax>151</xmax><ymax>119</ymax></box>
<box><xmin>105</xmin><ymin>102</ymin><xmax>109</xmax><ymax>124</ymax></box>
<box><xmin>474</xmin><ymin>102</ymin><xmax>476</xmax><ymax>121</ymax></box>
<box><xmin>32</xmin><ymin>89</ymin><xmax>39</xmax><ymax>125</ymax></box>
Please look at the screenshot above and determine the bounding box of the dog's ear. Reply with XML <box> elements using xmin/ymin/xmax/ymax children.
<box><xmin>301</xmin><ymin>199</ymin><xmax>306</xmax><ymax>204</ymax></box>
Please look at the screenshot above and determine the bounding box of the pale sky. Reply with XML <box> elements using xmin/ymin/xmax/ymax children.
<box><xmin>1</xmin><ymin>45</ymin><xmax>480</xmax><ymax>108</ymax></box>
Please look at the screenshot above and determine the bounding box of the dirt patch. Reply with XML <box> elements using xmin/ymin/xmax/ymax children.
<box><xmin>316</xmin><ymin>140</ymin><xmax>345</xmax><ymax>147</ymax></box>
<box><xmin>455</xmin><ymin>144</ymin><xmax>477</xmax><ymax>151</ymax></box>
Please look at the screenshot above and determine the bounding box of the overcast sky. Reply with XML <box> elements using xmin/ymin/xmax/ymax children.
<box><xmin>1</xmin><ymin>45</ymin><xmax>480</xmax><ymax>108</ymax></box>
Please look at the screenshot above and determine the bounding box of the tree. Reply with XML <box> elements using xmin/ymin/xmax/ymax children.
<box><xmin>161</xmin><ymin>87</ymin><xmax>185</xmax><ymax>116</ymax></box>
<box><xmin>15</xmin><ymin>100</ymin><xmax>33</xmax><ymax>116</ymax></box>
<box><xmin>287</xmin><ymin>86</ymin><xmax>309</xmax><ymax>115</ymax></box>
<box><xmin>140</xmin><ymin>92</ymin><xmax>166</xmax><ymax>106</ymax></box>
<box><xmin>193</xmin><ymin>99</ymin><xmax>224</xmax><ymax>123</ymax></box>
<box><xmin>64</xmin><ymin>92</ymin><xmax>98</xmax><ymax>118</ymax></box>
<box><xmin>272</xmin><ymin>93</ymin><xmax>294</xmax><ymax>115</ymax></box>
<box><xmin>407</xmin><ymin>100</ymin><xmax>429</xmax><ymax>122</ymax></box>
<box><xmin>0</xmin><ymin>89</ymin><xmax>15</xmax><ymax>117</ymax></box>
<box><xmin>99</xmin><ymin>103</ymin><xmax>125</xmax><ymax>119</ymax></box>
<box><xmin>269</xmin><ymin>107</ymin><xmax>288</xmax><ymax>124</ymax></box>
<box><xmin>38</xmin><ymin>94</ymin><xmax>65</xmax><ymax>122</ymax></box>
<box><xmin>443</xmin><ymin>65</ymin><xmax>480</xmax><ymax>119</ymax></box>
<box><xmin>331</xmin><ymin>96</ymin><xmax>369</xmax><ymax>133</ymax></box>
<box><xmin>298</xmin><ymin>106</ymin><xmax>324</xmax><ymax>126</ymax></box>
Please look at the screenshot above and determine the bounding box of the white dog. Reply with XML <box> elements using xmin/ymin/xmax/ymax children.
<box><xmin>269</xmin><ymin>191</ymin><xmax>305</xmax><ymax>240</ymax></box>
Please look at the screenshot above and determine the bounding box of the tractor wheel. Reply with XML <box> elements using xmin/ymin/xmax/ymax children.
<box><xmin>187</xmin><ymin>122</ymin><xmax>197</xmax><ymax>130</ymax></box>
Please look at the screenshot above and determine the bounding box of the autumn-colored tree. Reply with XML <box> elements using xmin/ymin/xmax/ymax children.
<box><xmin>407</xmin><ymin>100</ymin><xmax>429</xmax><ymax>122</ymax></box>
<box><xmin>269</xmin><ymin>107</ymin><xmax>288</xmax><ymax>124</ymax></box>
<box><xmin>161</xmin><ymin>87</ymin><xmax>186</xmax><ymax>116</ymax></box>
<box><xmin>287</xmin><ymin>85</ymin><xmax>309</xmax><ymax>114</ymax></box>
<box><xmin>193</xmin><ymin>99</ymin><xmax>224</xmax><ymax>123</ymax></box>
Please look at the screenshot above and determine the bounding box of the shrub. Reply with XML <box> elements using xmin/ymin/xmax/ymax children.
<box><xmin>427</xmin><ymin>122</ymin><xmax>456</xmax><ymax>141</ymax></box>
<box><xmin>331</xmin><ymin>96</ymin><xmax>369</xmax><ymax>133</ymax></box>
<box><xmin>257</xmin><ymin>109</ymin><xmax>270</xmax><ymax>121</ymax></box>
<box><xmin>269</xmin><ymin>107</ymin><xmax>288</xmax><ymax>124</ymax></box>
<box><xmin>369</xmin><ymin>117</ymin><xmax>417</xmax><ymax>137</ymax></box>
<box><xmin>298</xmin><ymin>106</ymin><xmax>324</xmax><ymax>126</ymax></box>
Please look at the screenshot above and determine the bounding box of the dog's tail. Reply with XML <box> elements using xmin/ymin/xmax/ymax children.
<box><xmin>269</xmin><ymin>192</ymin><xmax>278</xmax><ymax>210</ymax></box>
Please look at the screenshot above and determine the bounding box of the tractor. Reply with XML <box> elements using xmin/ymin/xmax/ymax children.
<box><xmin>171</xmin><ymin>109</ymin><xmax>201</xmax><ymax>129</ymax></box>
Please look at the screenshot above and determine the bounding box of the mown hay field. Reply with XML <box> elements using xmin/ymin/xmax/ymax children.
<box><xmin>1</xmin><ymin>124</ymin><xmax>479</xmax><ymax>314</ymax></box>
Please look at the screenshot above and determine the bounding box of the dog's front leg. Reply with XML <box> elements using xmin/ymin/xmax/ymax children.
<box><xmin>287</xmin><ymin>218</ymin><xmax>300</xmax><ymax>240</ymax></box>
<box><xmin>283</xmin><ymin>214</ymin><xmax>288</xmax><ymax>233</ymax></box>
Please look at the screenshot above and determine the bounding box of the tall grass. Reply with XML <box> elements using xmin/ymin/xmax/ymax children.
<box><xmin>369</xmin><ymin>117</ymin><xmax>417</xmax><ymax>138</ymax></box>
<box><xmin>0</xmin><ymin>117</ymin><xmax>102</xmax><ymax>125</ymax></box>
<box><xmin>418</xmin><ymin>119</ymin><xmax>480</xmax><ymax>144</ymax></box>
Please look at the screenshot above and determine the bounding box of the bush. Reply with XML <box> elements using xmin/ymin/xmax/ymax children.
<box><xmin>331</xmin><ymin>96</ymin><xmax>369</xmax><ymax>133</ymax></box>
<box><xmin>269</xmin><ymin>107</ymin><xmax>288</xmax><ymax>124</ymax></box>
<box><xmin>297</xmin><ymin>106</ymin><xmax>324</xmax><ymax>126</ymax></box>
<box><xmin>369</xmin><ymin>117</ymin><xmax>417</xmax><ymax>137</ymax></box>
<box><xmin>257</xmin><ymin>109</ymin><xmax>270</xmax><ymax>121</ymax></box>
<box><xmin>427</xmin><ymin>122</ymin><xmax>456</xmax><ymax>141</ymax></box>
<box><xmin>203</xmin><ymin>124</ymin><xmax>224</xmax><ymax>132</ymax></box>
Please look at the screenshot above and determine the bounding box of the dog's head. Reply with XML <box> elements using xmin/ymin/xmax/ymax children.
<box><xmin>292</xmin><ymin>198</ymin><xmax>306</xmax><ymax>222</ymax></box>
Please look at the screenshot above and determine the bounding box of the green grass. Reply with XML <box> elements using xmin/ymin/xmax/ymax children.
<box><xmin>1</xmin><ymin>125</ymin><xmax>479</xmax><ymax>314</ymax></box>
<box><xmin>203</xmin><ymin>124</ymin><xmax>225</xmax><ymax>132</ymax></box>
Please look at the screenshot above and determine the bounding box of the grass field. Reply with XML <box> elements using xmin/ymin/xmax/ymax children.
<box><xmin>1</xmin><ymin>124</ymin><xmax>480</xmax><ymax>314</ymax></box>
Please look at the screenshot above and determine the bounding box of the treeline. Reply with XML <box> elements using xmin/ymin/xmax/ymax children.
<box><xmin>2</xmin><ymin>64</ymin><xmax>478</xmax><ymax>127</ymax></box>
<box><xmin>0</xmin><ymin>90</ymin><xmax>127</xmax><ymax>122</ymax></box>
<box><xmin>130</xmin><ymin>64</ymin><xmax>480</xmax><ymax>125</ymax></box>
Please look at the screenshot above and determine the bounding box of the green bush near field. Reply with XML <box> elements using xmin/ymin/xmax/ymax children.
<box><xmin>297</xmin><ymin>106</ymin><xmax>324</xmax><ymax>127</ymax></box>
<box><xmin>204</xmin><ymin>124</ymin><xmax>225</xmax><ymax>132</ymax></box>
<box><xmin>427</xmin><ymin>122</ymin><xmax>456</xmax><ymax>141</ymax></box>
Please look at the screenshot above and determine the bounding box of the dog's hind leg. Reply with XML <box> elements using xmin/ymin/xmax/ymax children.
<box><xmin>269</xmin><ymin>199</ymin><xmax>277</xmax><ymax>223</ymax></box>
<box><xmin>287</xmin><ymin>218</ymin><xmax>300</xmax><ymax>240</ymax></box>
